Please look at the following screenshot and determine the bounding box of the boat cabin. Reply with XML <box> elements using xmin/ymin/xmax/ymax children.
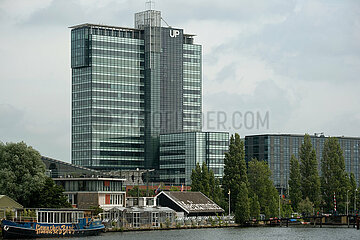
<box><xmin>36</xmin><ymin>209</ymin><xmax>85</xmax><ymax>224</ymax></box>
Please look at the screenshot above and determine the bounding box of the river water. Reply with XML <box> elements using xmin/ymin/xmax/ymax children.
<box><xmin>69</xmin><ymin>227</ymin><xmax>359</xmax><ymax>240</ymax></box>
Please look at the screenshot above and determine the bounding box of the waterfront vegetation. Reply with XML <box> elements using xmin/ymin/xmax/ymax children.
<box><xmin>126</xmin><ymin>186</ymin><xmax>148</xmax><ymax>197</ymax></box>
<box><xmin>222</xmin><ymin>134</ymin><xmax>280</xmax><ymax>223</ymax></box>
<box><xmin>0</xmin><ymin>135</ymin><xmax>357</xmax><ymax>226</ymax></box>
<box><xmin>191</xmin><ymin>133</ymin><xmax>281</xmax><ymax>224</ymax></box>
<box><xmin>191</xmin><ymin>161</ymin><xmax>224</xmax><ymax>206</ymax></box>
<box><xmin>0</xmin><ymin>142</ymin><xmax>71</xmax><ymax>208</ymax></box>
<box><xmin>191</xmin><ymin>133</ymin><xmax>360</xmax><ymax>224</ymax></box>
<box><xmin>290</xmin><ymin>134</ymin><xmax>358</xmax><ymax>214</ymax></box>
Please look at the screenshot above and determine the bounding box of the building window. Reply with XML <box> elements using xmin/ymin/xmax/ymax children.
<box><xmin>152</xmin><ymin>212</ymin><xmax>159</xmax><ymax>227</ymax></box>
<box><xmin>133</xmin><ymin>212</ymin><xmax>140</xmax><ymax>228</ymax></box>
<box><xmin>67</xmin><ymin>194</ymin><xmax>76</xmax><ymax>205</ymax></box>
<box><xmin>105</xmin><ymin>194</ymin><xmax>111</xmax><ymax>204</ymax></box>
<box><xmin>110</xmin><ymin>194</ymin><xmax>123</xmax><ymax>205</ymax></box>
<box><xmin>166</xmin><ymin>212</ymin><xmax>172</xmax><ymax>222</ymax></box>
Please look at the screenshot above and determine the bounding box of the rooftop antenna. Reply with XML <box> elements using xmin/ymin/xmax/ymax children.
<box><xmin>145</xmin><ymin>0</ymin><xmax>155</xmax><ymax>10</ymax></box>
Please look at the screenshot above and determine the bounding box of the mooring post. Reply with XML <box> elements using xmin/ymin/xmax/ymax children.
<box><xmin>354</xmin><ymin>216</ymin><xmax>356</xmax><ymax>228</ymax></box>
<box><xmin>320</xmin><ymin>217</ymin><xmax>322</xmax><ymax>228</ymax></box>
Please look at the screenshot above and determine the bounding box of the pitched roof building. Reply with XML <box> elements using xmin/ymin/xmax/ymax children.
<box><xmin>156</xmin><ymin>191</ymin><xmax>224</xmax><ymax>217</ymax></box>
<box><xmin>0</xmin><ymin>195</ymin><xmax>23</xmax><ymax>219</ymax></box>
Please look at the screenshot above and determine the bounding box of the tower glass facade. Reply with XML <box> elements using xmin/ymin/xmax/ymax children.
<box><xmin>71</xmin><ymin>10</ymin><xmax>204</xmax><ymax>172</ymax></box>
<box><xmin>159</xmin><ymin>132</ymin><xmax>229</xmax><ymax>185</ymax></box>
<box><xmin>71</xmin><ymin>25</ymin><xmax>145</xmax><ymax>170</ymax></box>
<box><xmin>183</xmin><ymin>43</ymin><xmax>202</xmax><ymax>132</ymax></box>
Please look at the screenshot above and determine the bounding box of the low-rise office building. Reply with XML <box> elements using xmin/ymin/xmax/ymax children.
<box><xmin>245</xmin><ymin>134</ymin><xmax>360</xmax><ymax>192</ymax></box>
<box><xmin>54</xmin><ymin>177</ymin><xmax>126</xmax><ymax>210</ymax></box>
<box><xmin>159</xmin><ymin>132</ymin><xmax>229</xmax><ymax>185</ymax></box>
<box><xmin>42</xmin><ymin>156</ymin><xmax>98</xmax><ymax>178</ymax></box>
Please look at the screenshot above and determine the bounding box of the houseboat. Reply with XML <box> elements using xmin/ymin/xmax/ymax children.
<box><xmin>1</xmin><ymin>208</ymin><xmax>105</xmax><ymax>239</ymax></box>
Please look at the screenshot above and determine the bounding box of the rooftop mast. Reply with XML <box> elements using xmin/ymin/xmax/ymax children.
<box><xmin>145</xmin><ymin>0</ymin><xmax>155</xmax><ymax>10</ymax></box>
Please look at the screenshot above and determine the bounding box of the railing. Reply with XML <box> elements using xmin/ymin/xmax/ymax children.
<box><xmin>102</xmin><ymin>214</ymin><xmax>235</xmax><ymax>230</ymax></box>
<box><xmin>175</xmin><ymin>215</ymin><xmax>235</xmax><ymax>226</ymax></box>
<box><xmin>3</xmin><ymin>216</ymin><xmax>37</xmax><ymax>222</ymax></box>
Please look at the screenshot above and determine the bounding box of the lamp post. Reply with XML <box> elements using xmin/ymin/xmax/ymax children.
<box><xmin>347</xmin><ymin>190</ymin><xmax>349</xmax><ymax>216</ymax></box>
<box><xmin>228</xmin><ymin>190</ymin><xmax>231</xmax><ymax>216</ymax></box>
<box><xmin>136</xmin><ymin>168</ymin><xmax>140</xmax><ymax>203</ymax></box>
<box><xmin>355</xmin><ymin>189</ymin><xmax>358</xmax><ymax>214</ymax></box>
<box><xmin>279</xmin><ymin>195</ymin><xmax>281</xmax><ymax>220</ymax></box>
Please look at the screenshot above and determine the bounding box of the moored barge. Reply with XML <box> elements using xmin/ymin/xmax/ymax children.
<box><xmin>1</xmin><ymin>208</ymin><xmax>104</xmax><ymax>239</ymax></box>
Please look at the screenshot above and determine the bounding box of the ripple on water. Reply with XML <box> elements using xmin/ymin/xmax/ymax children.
<box><xmin>66</xmin><ymin>227</ymin><xmax>360</xmax><ymax>240</ymax></box>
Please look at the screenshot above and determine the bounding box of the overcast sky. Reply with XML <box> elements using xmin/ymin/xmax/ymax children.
<box><xmin>0</xmin><ymin>0</ymin><xmax>359</xmax><ymax>162</ymax></box>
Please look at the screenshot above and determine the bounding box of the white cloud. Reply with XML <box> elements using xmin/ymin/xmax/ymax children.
<box><xmin>0</xmin><ymin>0</ymin><xmax>53</xmax><ymax>24</ymax></box>
<box><xmin>0</xmin><ymin>0</ymin><xmax>359</xmax><ymax>161</ymax></box>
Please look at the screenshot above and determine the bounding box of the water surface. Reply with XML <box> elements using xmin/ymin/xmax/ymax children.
<box><xmin>69</xmin><ymin>227</ymin><xmax>360</xmax><ymax>240</ymax></box>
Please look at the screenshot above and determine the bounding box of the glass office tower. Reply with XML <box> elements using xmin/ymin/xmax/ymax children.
<box><xmin>159</xmin><ymin>132</ymin><xmax>229</xmax><ymax>185</ymax></box>
<box><xmin>71</xmin><ymin>9</ymin><xmax>203</xmax><ymax>171</ymax></box>
<box><xmin>71</xmin><ymin>25</ymin><xmax>145</xmax><ymax>170</ymax></box>
<box><xmin>245</xmin><ymin>134</ymin><xmax>360</xmax><ymax>192</ymax></box>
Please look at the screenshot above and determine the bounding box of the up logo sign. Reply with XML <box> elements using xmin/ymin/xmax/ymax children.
<box><xmin>169</xmin><ymin>29</ymin><xmax>180</xmax><ymax>38</ymax></box>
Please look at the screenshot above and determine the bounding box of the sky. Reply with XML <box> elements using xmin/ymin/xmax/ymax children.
<box><xmin>0</xmin><ymin>0</ymin><xmax>359</xmax><ymax>162</ymax></box>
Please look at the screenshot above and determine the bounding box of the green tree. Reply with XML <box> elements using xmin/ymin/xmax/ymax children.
<box><xmin>169</xmin><ymin>186</ymin><xmax>180</xmax><ymax>191</ymax></box>
<box><xmin>235</xmin><ymin>182</ymin><xmax>250</xmax><ymax>224</ymax></box>
<box><xmin>201</xmin><ymin>162</ymin><xmax>210</xmax><ymax>197</ymax></box>
<box><xmin>349</xmin><ymin>173</ymin><xmax>357</xmax><ymax>212</ymax></box>
<box><xmin>222</xmin><ymin>134</ymin><xmax>248</xmax><ymax>213</ymax></box>
<box><xmin>191</xmin><ymin>163</ymin><xmax>203</xmax><ymax>192</ymax></box>
<box><xmin>249</xmin><ymin>194</ymin><xmax>260</xmax><ymax>219</ymax></box>
<box><xmin>281</xmin><ymin>199</ymin><xmax>293</xmax><ymax>218</ymax></box>
<box><xmin>0</xmin><ymin>142</ymin><xmax>71</xmax><ymax>208</ymax></box>
<box><xmin>31</xmin><ymin>177</ymin><xmax>72</xmax><ymax>208</ymax></box>
<box><xmin>299</xmin><ymin>134</ymin><xmax>321</xmax><ymax>208</ymax></box>
<box><xmin>191</xmin><ymin>162</ymin><xmax>223</xmax><ymax>206</ymax></box>
<box><xmin>267</xmin><ymin>189</ymin><xmax>279</xmax><ymax>218</ymax></box>
<box><xmin>356</xmin><ymin>187</ymin><xmax>360</xmax><ymax>214</ymax></box>
<box><xmin>289</xmin><ymin>154</ymin><xmax>302</xmax><ymax>211</ymax></box>
<box><xmin>248</xmin><ymin>158</ymin><xmax>278</xmax><ymax>218</ymax></box>
<box><xmin>0</xmin><ymin>142</ymin><xmax>47</xmax><ymax>207</ymax></box>
<box><xmin>209</xmin><ymin>171</ymin><xmax>224</xmax><ymax>206</ymax></box>
<box><xmin>209</xmin><ymin>170</ymin><xmax>216</xmax><ymax>198</ymax></box>
<box><xmin>90</xmin><ymin>205</ymin><xmax>104</xmax><ymax>215</ymax></box>
<box><xmin>298</xmin><ymin>197</ymin><xmax>314</xmax><ymax>216</ymax></box>
<box><xmin>320</xmin><ymin>137</ymin><xmax>349</xmax><ymax>213</ymax></box>
<box><xmin>127</xmin><ymin>186</ymin><xmax>147</xmax><ymax>197</ymax></box>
